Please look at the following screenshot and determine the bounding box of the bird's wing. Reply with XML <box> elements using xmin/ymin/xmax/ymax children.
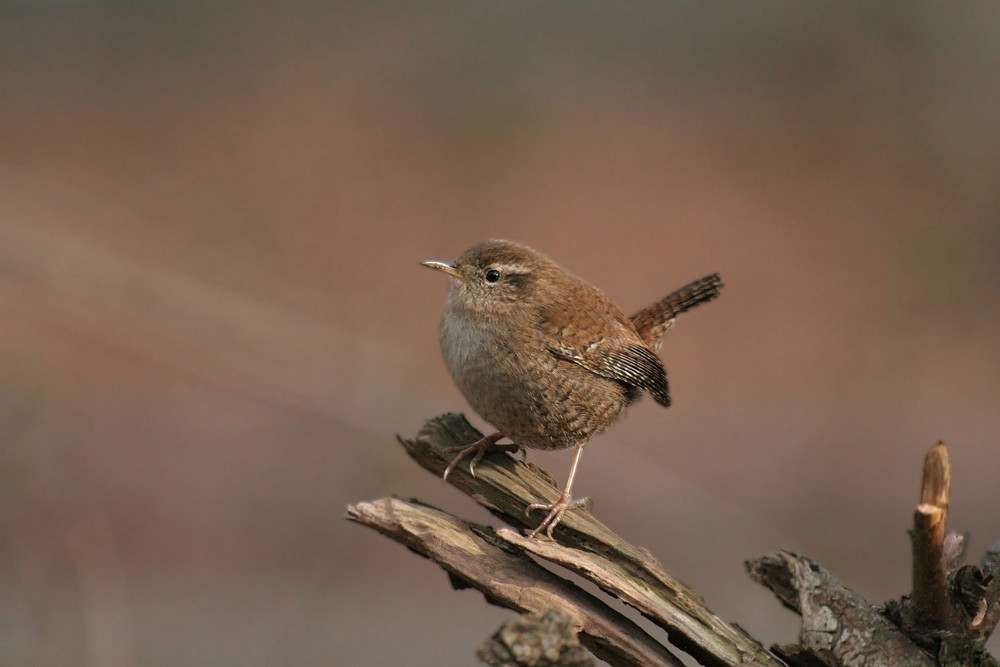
<box><xmin>548</xmin><ymin>337</ymin><xmax>670</xmax><ymax>407</ymax></box>
<box><xmin>535</xmin><ymin>282</ymin><xmax>671</xmax><ymax>407</ymax></box>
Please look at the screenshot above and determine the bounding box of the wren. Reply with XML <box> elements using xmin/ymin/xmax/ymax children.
<box><xmin>423</xmin><ymin>240</ymin><xmax>722</xmax><ymax>539</ymax></box>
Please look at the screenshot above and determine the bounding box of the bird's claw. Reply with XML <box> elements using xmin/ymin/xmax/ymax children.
<box><xmin>525</xmin><ymin>495</ymin><xmax>590</xmax><ymax>539</ymax></box>
<box><xmin>441</xmin><ymin>432</ymin><xmax>506</xmax><ymax>481</ymax></box>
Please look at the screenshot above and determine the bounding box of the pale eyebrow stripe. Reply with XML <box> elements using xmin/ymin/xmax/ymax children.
<box><xmin>494</xmin><ymin>263</ymin><xmax>531</xmax><ymax>275</ymax></box>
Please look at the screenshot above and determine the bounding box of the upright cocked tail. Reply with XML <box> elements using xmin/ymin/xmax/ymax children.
<box><xmin>630</xmin><ymin>273</ymin><xmax>723</xmax><ymax>350</ymax></box>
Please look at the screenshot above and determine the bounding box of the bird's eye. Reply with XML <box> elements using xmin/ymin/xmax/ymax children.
<box><xmin>485</xmin><ymin>269</ymin><xmax>501</xmax><ymax>283</ymax></box>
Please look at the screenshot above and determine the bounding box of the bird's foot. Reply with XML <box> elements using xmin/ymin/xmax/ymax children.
<box><xmin>525</xmin><ymin>493</ymin><xmax>591</xmax><ymax>539</ymax></box>
<box><xmin>442</xmin><ymin>432</ymin><xmax>516</xmax><ymax>480</ymax></box>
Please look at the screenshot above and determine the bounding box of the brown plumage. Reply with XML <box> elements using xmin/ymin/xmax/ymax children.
<box><xmin>423</xmin><ymin>240</ymin><xmax>722</xmax><ymax>538</ymax></box>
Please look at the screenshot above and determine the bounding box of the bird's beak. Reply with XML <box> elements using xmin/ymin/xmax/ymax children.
<box><xmin>421</xmin><ymin>260</ymin><xmax>462</xmax><ymax>279</ymax></box>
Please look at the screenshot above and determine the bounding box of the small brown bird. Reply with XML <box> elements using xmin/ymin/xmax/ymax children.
<box><xmin>423</xmin><ymin>240</ymin><xmax>722</xmax><ymax>538</ymax></box>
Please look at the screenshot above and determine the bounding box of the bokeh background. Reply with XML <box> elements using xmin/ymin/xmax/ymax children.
<box><xmin>2</xmin><ymin>2</ymin><xmax>999</xmax><ymax>665</ymax></box>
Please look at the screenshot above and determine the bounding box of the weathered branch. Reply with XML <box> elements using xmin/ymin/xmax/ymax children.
<box><xmin>350</xmin><ymin>417</ymin><xmax>998</xmax><ymax>666</ymax></box>
<box><xmin>497</xmin><ymin>528</ymin><xmax>769</xmax><ymax>666</ymax></box>
<box><xmin>395</xmin><ymin>413</ymin><xmax>783</xmax><ymax>667</ymax></box>
<box><xmin>751</xmin><ymin>442</ymin><xmax>1000</xmax><ymax>666</ymax></box>
<box><xmin>477</xmin><ymin>610</ymin><xmax>596</xmax><ymax>667</ymax></box>
<box><xmin>976</xmin><ymin>543</ymin><xmax>1000</xmax><ymax>640</ymax></box>
<box><xmin>345</xmin><ymin>497</ymin><xmax>682</xmax><ymax>666</ymax></box>
<box><xmin>747</xmin><ymin>551</ymin><xmax>937</xmax><ymax>666</ymax></box>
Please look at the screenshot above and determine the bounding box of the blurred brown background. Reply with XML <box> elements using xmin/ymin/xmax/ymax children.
<box><xmin>1</xmin><ymin>2</ymin><xmax>998</xmax><ymax>665</ymax></box>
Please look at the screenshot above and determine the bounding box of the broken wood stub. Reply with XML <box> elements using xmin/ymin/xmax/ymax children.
<box><xmin>911</xmin><ymin>442</ymin><xmax>951</xmax><ymax>630</ymax></box>
<box><xmin>751</xmin><ymin>441</ymin><xmax>999</xmax><ymax>666</ymax></box>
<box><xmin>897</xmin><ymin>442</ymin><xmax>1000</xmax><ymax>657</ymax></box>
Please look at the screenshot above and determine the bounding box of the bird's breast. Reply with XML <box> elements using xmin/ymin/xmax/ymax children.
<box><xmin>439</xmin><ymin>308</ymin><xmax>631</xmax><ymax>451</ymax></box>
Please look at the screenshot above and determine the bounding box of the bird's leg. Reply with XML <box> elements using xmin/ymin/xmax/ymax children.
<box><xmin>526</xmin><ymin>443</ymin><xmax>590</xmax><ymax>539</ymax></box>
<box><xmin>442</xmin><ymin>431</ymin><xmax>508</xmax><ymax>481</ymax></box>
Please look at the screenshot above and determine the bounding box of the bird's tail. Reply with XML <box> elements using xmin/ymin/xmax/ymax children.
<box><xmin>630</xmin><ymin>273</ymin><xmax>723</xmax><ymax>349</ymax></box>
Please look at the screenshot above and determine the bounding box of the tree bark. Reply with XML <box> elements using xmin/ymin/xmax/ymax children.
<box><xmin>347</xmin><ymin>416</ymin><xmax>999</xmax><ymax>666</ymax></box>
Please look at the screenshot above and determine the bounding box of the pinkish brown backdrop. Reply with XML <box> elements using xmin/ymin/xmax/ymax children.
<box><xmin>1</xmin><ymin>3</ymin><xmax>998</xmax><ymax>665</ymax></box>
